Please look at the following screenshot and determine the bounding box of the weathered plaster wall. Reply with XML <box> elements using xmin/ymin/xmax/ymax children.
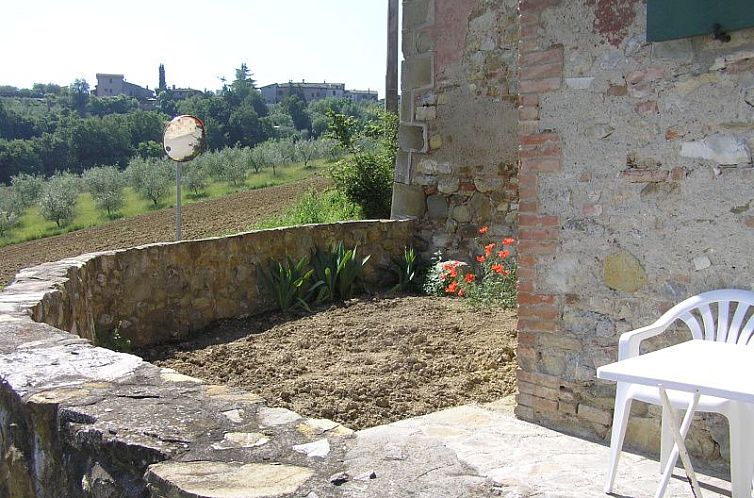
<box><xmin>515</xmin><ymin>0</ymin><xmax>754</xmax><ymax>460</ymax></box>
<box><xmin>20</xmin><ymin>221</ymin><xmax>415</xmax><ymax>347</ymax></box>
<box><xmin>392</xmin><ymin>0</ymin><xmax>520</xmax><ymax>259</ymax></box>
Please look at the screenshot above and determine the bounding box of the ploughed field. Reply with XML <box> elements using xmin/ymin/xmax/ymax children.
<box><xmin>141</xmin><ymin>295</ymin><xmax>518</xmax><ymax>430</ymax></box>
<box><xmin>0</xmin><ymin>175</ymin><xmax>328</xmax><ymax>286</ymax></box>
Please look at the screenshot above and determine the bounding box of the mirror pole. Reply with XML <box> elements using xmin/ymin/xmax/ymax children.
<box><xmin>176</xmin><ymin>162</ymin><xmax>182</xmax><ymax>241</ymax></box>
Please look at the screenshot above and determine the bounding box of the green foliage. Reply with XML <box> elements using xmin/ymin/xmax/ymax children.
<box><xmin>329</xmin><ymin>152</ymin><xmax>394</xmax><ymax>219</ymax></box>
<box><xmin>39</xmin><ymin>172</ymin><xmax>79</xmax><ymax>227</ymax></box>
<box><xmin>390</xmin><ymin>246</ymin><xmax>419</xmax><ymax>292</ymax></box>
<box><xmin>325</xmin><ymin>109</ymin><xmax>359</xmax><ymax>152</ymax></box>
<box><xmin>327</xmin><ymin>110</ymin><xmax>397</xmax><ymax>219</ymax></box>
<box><xmin>182</xmin><ymin>162</ymin><xmax>209</xmax><ymax>196</ymax></box>
<box><xmin>312</xmin><ymin>242</ymin><xmax>371</xmax><ymax>302</ymax></box>
<box><xmin>10</xmin><ymin>173</ymin><xmax>44</xmax><ymax>208</ymax></box>
<box><xmin>82</xmin><ymin>166</ymin><xmax>125</xmax><ymax>216</ymax></box>
<box><xmin>94</xmin><ymin>323</ymin><xmax>132</xmax><ymax>353</ymax></box>
<box><xmin>465</xmin><ymin>261</ymin><xmax>517</xmax><ymax>310</ymax></box>
<box><xmin>0</xmin><ymin>188</ymin><xmax>19</xmax><ymax>236</ymax></box>
<box><xmin>255</xmin><ymin>189</ymin><xmax>361</xmax><ymax>229</ymax></box>
<box><xmin>126</xmin><ymin>157</ymin><xmax>173</xmax><ymax>206</ymax></box>
<box><xmin>136</xmin><ymin>140</ymin><xmax>164</xmax><ymax>159</ymax></box>
<box><xmin>260</xmin><ymin>255</ymin><xmax>320</xmax><ymax>312</ymax></box>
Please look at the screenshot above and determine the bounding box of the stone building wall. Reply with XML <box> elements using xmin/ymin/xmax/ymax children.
<box><xmin>392</xmin><ymin>0</ymin><xmax>520</xmax><ymax>259</ymax></box>
<box><xmin>514</xmin><ymin>0</ymin><xmax>754</xmax><ymax>459</ymax></box>
<box><xmin>20</xmin><ymin>220</ymin><xmax>415</xmax><ymax>347</ymax></box>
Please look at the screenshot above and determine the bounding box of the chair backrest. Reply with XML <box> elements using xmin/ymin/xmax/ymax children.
<box><xmin>658</xmin><ymin>289</ymin><xmax>754</xmax><ymax>344</ymax></box>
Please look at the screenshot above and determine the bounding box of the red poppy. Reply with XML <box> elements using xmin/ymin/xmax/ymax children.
<box><xmin>479</xmin><ymin>226</ymin><xmax>489</xmax><ymax>234</ymax></box>
<box><xmin>464</xmin><ymin>273</ymin><xmax>475</xmax><ymax>283</ymax></box>
<box><xmin>492</xmin><ymin>264</ymin><xmax>505</xmax><ymax>274</ymax></box>
<box><xmin>498</xmin><ymin>250</ymin><xmax>510</xmax><ymax>259</ymax></box>
<box><xmin>446</xmin><ymin>281</ymin><xmax>459</xmax><ymax>294</ymax></box>
<box><xmin>458</xmin><ymin>289</ymin><xmax>465</xmax><ymax>297</ymax></box>
<box><xmin>484</xmin><ymin>243</ymin><xmax>496</xmax><ymax>256</ymax></box>
<box><xmin>476</xmin><ymin>255</ymin><xmax>486</xmax><ymax>263</ymax></box>
<box><xmin>502</xmin><ymin>237</ymin><xmax>515</xmax><ymax>246</ymax></box>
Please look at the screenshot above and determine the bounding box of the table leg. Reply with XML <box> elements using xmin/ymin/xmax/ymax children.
<box><xmin>654</xmin><ymin>389</ymin><xmax>702</xmax><ymax>498</ymax></box>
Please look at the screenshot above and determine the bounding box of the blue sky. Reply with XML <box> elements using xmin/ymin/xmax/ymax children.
<box><xmin>1</xmin><ymin>1</ymin><xmax>393</xmax><ymax>97</ymax></box>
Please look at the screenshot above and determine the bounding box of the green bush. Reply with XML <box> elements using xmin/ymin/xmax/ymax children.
<box><xmin>10</xmin><ymin>173</ymin><xmax>44</xmax><ymax>209</ymax></box>
<box><xmin>260</xmin><ymin>255</ymin><xmax>321</xmax><ymax>312</ymax></box>
<box><xmin>255</xmin><ymin>189</ymin><xmax>361</xmax><ymax>229</ymax></box>
<box><xmin>126</xmin><ymin>157</ymin><xmax>173</xmax><ymax>206</ymax></box>
<box><xmin>312</xmin><ymin>242</ymin><xmax>371</xmax><ymax>301</ymax></box>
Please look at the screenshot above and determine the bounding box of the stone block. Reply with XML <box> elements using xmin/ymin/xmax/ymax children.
<box><xmin>651</xmin><ymin>38</ymin><xmax>694</xmax><ymax>62</ymax></box>
<box><xmin>399</xmin><ymin>123</ymin><xmax>426</xmax><ymax>152</ymax></box>
<box><xmin>438</xmin><ymin>177</ymin><xmax>460</xmax><ymax>194</ymax></box>
<box><xmin>680</xmin><ymin>134</ymin><xmax>752</xmax><ymax>165</ymax></box>
<box><xmin>426</xmin><ymin>195</ymin><xmax>449</xmax><ymax>220</ymax></box>
<box><xmin>401</xmin><ymin>56</ymin><xmax>433</xmax><ymax>90</ymax></box>
<box><xmin>391</xmin><ymin>182</ymin><xmax>427</xmax><ymax>219</ymax></box>
<box><xmin>394</xmin><ymin>151</ymin><xmax>411</xmax><ymax>184</ymax></box>
<box><xmin>403</xmin><ymin>0</ymin><xmax>431</xmax><ymax>29</ymax></box>
<box><xmin>603</xmin><ymin>250</ymin><xmax>647</xmax><ymax>293</ymax></box>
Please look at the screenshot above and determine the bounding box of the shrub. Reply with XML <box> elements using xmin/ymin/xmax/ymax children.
<box><xmin>10</xmin><ymin>173</ymin><xmax>44</xmax><ymax>209</ymax></box>
<box><xmin>127</xmin><ymin>157</ymin><xmax>173</xmax><ymax>206</ymax></box>
<box><xmin>329</xmin><ymin>152</ymin><xmax>393</xmax><ymax>219</ymax></box>
<box><xmin>0</xmin><ymin>188</ymin><xmax>19</xmax><ymax>237</ymax></box>
<box><xmin>390</xmin><ymin>246</ymin><xmax>419</xmax><ymax>292</ymax></box>
<box><xmin>0</xmin><ymin>210</ymin><xmax>18</xmax><ymax>237</ymax></box>
<box><xmin>39</xmin><ymin>172</ymin><xmax>79</xmax><ymax>227</ymax></box>
<box><xmin>82</xmin><ymin>165</ymin><xmax>125</xmax><ymax>216</ymax></box>
<box><xmin>255</xmin><ymin>189</ymin><xmax>361</xmax><ymax>229</ymax></box>
<box><xmin>182</xmin><ymin>162</ymin><xmax>209</xmax><ymax>196</ymax></box>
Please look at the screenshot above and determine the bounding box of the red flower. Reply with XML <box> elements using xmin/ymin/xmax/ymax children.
<box><xmin>491</xmin><ymin>264</ymin><xmax>505</xmax><ymax>274</ymax></box>
<box><xmin>464</xmin><ymin>273</ymin><xmax>476</xmax><ymax>283</ymax></box>
<box><xmin>476</xmin><ymin>255</ymin><xmax>486</xmax><ymax>263</ymax></box>
<box><xmin>458</xmin><ymin>289</ymin><xmax>465</xmax><ymax>297</ymax></box>
<box><xmin>498</xmin><ymin>250</ymin><xmax>510</xmax><ymax>259</ymax></box>
<box><xmin>484</xmin><ymin>243</ymin><xmax>496</xmax><ymax>256</ymax></box>
<box><xmin>446</xmin><ymin>281</ymin><xmax>459</xmax><ymax>294</ymax></box>
<box><xmin>479</xmin><ymin>226</ymin><xmax>489</xmax><ymax>235</ymax></box>
<box><xmin>502</xmin><ymin>237</ymin><xmax>515</xmax><ymax>246</ymax></box>
<box><xmin>449</xmin><ymin>268</ymin><xmax>458</xmax><ymax>278</ymax></box>
<box><xmin>439</xmin><ymin>273</ymin><xmax>447</xmax><ymax>281</ymax></box>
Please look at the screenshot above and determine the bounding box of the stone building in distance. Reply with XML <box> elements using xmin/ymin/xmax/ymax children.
<box><xmin>260</xmin><ymin>81</ymin><xmax>378</xmax><ymax>104</ymax></box>
<box><xmin>94</xmin><ymin>73</ymin><xmax>154</xmax><ymax>100</ymax></box>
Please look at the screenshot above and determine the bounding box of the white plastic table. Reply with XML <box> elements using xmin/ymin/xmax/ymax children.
<box><xmin>597</xmin><ymin>340</ymin><xmax>754</xmax><ymax>498</ymax></box>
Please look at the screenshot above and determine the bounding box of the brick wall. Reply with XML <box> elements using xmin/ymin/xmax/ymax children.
<box><xmin>515</xmin><ymin>0</ymin><xmax>754</xmax><ymax>459</ymax></box>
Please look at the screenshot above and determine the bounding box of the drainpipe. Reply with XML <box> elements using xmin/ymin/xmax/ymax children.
<box><xmin>386</xmin><ymin>0</ymin><xmax>399</xmax><ymax>114</ymax></box>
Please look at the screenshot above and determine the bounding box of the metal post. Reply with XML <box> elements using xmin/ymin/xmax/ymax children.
<box><xmin>386</xmin><ymin>0</ymin><xmax>399</xmax><ymax>114</ymax></box>
<box><xmin>175</xmin><ymin>163</ymin><xmax>182</xmax><ymax>241</ymax></box>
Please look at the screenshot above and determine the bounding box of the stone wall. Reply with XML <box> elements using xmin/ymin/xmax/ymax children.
<box><xmin>0</xmin><ymin>220</ymin><xmax>415</xmax><ymax>497</ymax></box>
<box><xmin>392</xmin><ymin>0</ymin><xmax>520</xmax><ymax>260</ymax></box>
<box><xmin>17</xmin><ymin>221</ymin><xmax>415</xmax><ymax>347</ymax></box>
<box><xmin>514</xmin><ymin>0</ymin><xmax>754</xmax><ymax>460</ymax></box>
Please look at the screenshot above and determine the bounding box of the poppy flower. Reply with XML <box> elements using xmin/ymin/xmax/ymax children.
<box><xmin>502</xmin><ymin>237</ymin><xmax>515</xmax><ymax>246</ymax></box>
<box><xmin>476</xmin><ymin>255</ymin><xmax>486</xmax><ymax>263</ymax></box>
<box><xmin>464</xmin><ymin>273</ymin><xmax>476</xmax><ymax>283</ymax></box>
<box><xmin>446</xmin><ymin>281</ymin><xmax>459</xmax><ymax>294</ymax></box>
<box><xmin>492</xmin><ymin>264</ymin><xmax>505</xmax><ymax>274</ymax></box>
<box><xmin>479</xmin><ymin>226</ymin><xmax>489</xmax><ymax>234</ymax></box>
<box><xmin>484</xmin><ymin>243</ymin><xmax>496</xmax><ymax>256</ymax></box>
<box><xmin>498</xmin><ymin>250</ymin><xmax>510</xmax><ymax>259</ymax></box>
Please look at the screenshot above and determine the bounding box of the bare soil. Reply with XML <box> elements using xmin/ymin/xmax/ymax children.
<box><xmin>140</xmin><ymin>295</ymin><xmax>518</xmax><ymax>430</ymax></box>
<box><xmin>0</xmin><ymin>176</ymin><xmax>328</xmax><ymax>285</ymax></box>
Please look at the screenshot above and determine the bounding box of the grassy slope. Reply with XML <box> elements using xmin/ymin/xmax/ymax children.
<box><xmin>0</xmin><ymin>159</ymin><xmax>328</xmax><ymax>248</ymax></box>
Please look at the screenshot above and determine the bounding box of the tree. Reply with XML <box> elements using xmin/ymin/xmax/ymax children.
<box><xmin>10</xmin><ymin>173</ymin><xmax>44</xmax><ymax>208</ymax></box>
<box><xmin>39</xmin><ymin>172</ymin><xmax>79</xmax><ymax>227</ymax></box>
<box><xmin>126</xmin><ymin>157</ymin><xmax>173</xmax><ymax>206</ymax></box>
<box><xmin>0</xmin><ymin>188</ymin><xmax>19</xmax><ymax>237</ymax></box>
<box><xmin>136</xmin><ymin>140</ymin><xmax>164</xmax><ymax>159</ymax></box>
<box><xmin>296</xmin><ymin>139</ymin><xmax>324</xmax><ymax>168</ymax></box>
<box><xmin>69</xmin><ymin>79</ymin><xmax>90</xmax><ymax>116</ymax></box>
<box><xmin>159</xmin><ymin>63</ymin><xmax>166</xmax><ymax>91</ymax></box>
<box><xmin>82</xmin><ymin>166</ymin><xmax>125</xmax><ymax>217</ymax></box>
<box><xmin>283</xmin><ymin>95</ymin><xmax>311</xmax><ymax>132</ymax></box>
<box><xmin>182</xmin><ymin>161</ymin><xmax>209</xmax><ymax>196</ymax></box>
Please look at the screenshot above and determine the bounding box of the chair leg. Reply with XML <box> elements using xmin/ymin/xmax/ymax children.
<box><xmin>727</xmin><ymin>404</ymin><xmax>754</xmax><ymax>498</ymax></box>
<box><xmin>660</xmin><ymin>405</ymin><xmax>682</xmax><ymax>473</ymax></box>
<box><xmin>606</xmin><ymin>384</ymin><xmax>633</xmax><ymax>494</ymax></box>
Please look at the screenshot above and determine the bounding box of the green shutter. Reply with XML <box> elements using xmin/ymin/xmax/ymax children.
<box><xmin>647</xmin><ymin>0</ymin><xmax>754</xmax><ymax>42</ymax></box>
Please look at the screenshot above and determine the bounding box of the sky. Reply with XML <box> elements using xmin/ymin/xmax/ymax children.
<box><xmin>1</xmin><ymin>0</ymin><xmax>393</xmax><ymax>98</ymax></box>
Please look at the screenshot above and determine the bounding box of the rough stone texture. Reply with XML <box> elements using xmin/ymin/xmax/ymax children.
<box><xmin>0</xmin><ymin>221</ymin><xmax>415</xmax><ymax>497</ymax></box>
<box><xmin>392</xmin><ymin>0</ymin><xmax>520</xmax><ymax>262</ymax></box>
<box><xmin>10</xmin><ymin>221</ymin><xmax>415</xmax><ymax>348</ymax></box>
<box><xmin>515</xmin><ymin>0</ymin><xmax>754</xmax><ymax>467</ymax></box>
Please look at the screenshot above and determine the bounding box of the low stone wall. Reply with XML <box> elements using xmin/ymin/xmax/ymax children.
<box><xmin>19</xmin><ymin>220</ymin><xmax>416</xmax><ymax>347</ymax></box>
<box><xmin>0</xmin><ymin>220</ymin><xmax>416</xmax><ymax>498</ymax></box>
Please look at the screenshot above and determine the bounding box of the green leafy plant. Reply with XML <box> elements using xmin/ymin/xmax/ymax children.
<box><xmin>312</xmin><ymin>242</ymin><xmax>371</xmax><ymax>301</ymax></box>
<box><xmin>261</xmin><ymin>255</ymin><xmax>321</xmax><ymax>312</ymax></box>
<box><xmin>391</xmin><ymin>246</ymin><xmax>419</xmax><ymax>292</ymax></box>
<box><xmin>438</xmin><ymin>226</ymin><xmax>518</xmax><ymax>309</ymax></box>
<box><xmin>93</xmin><ymin>322</ymin><xmax>132</xmax><ymax>353</ymax></box>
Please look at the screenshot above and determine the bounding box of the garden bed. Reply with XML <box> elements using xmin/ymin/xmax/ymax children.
<box><xmin>140</xmin><ymin>294</ymin><xmax>518</xmax><ymax>430</ymax></box>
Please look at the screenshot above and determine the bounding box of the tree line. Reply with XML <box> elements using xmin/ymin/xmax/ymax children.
<box><xmin>0</xmin><ymin>64</ymin><xmax>383</xmax><ymax>184</ymax></box>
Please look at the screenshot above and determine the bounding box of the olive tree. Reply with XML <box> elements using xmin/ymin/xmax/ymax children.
<box><xmin>82</xmin><ymin>165</ymin><xmax>126</xmax><ymax>217</ymax></box>
<box><xmin>126</xmin><ymin>157</ymin><xmax>173</xmax><ymax>206</ymax></box>
<box><xmin>39</xmin><ymin>172</ymin><xmax>79</xmax><ymax>227</ymax></box>
<box><xmin>10</xmin><ymin>173</ymin><xmax>44</xmax><ymax>208</ymax></box>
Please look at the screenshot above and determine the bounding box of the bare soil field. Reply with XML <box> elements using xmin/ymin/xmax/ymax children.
<box><xmin>0</xmin><ymin>175</ymin><xmax>328</xmax><ymax>285</ymax></box>
<box><xmin>141</xmin><ymin>295</ymin><xmax>518</xmax><ymax>430</ymax></box>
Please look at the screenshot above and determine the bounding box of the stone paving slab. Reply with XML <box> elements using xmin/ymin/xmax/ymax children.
<box><xmin>343</xmin><ymin>396</ymin><xmax>733</xmax><ymax>498</ymax></box>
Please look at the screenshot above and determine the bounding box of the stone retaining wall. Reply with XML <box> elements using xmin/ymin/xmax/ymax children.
<box><xmin>0</xmin><ymin>220</ymin><xmax>415</xmax><ymax>497</ymax></box>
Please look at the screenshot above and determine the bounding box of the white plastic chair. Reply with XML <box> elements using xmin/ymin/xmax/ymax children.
<box><xmin>605</xmin><ymin>289</ymin><xmax>754</xmax><ymax>495</ymax></box>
